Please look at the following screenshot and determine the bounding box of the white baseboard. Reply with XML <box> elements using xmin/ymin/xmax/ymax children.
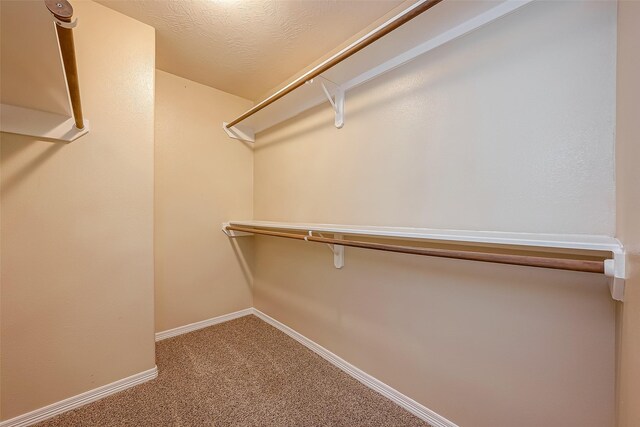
<box><xmin>2</xmin><ymin>307</ymin><xmax>455</xmax><ymax>427</ymax></box>
<box><xmin>252</xmin><ymin>308</ymin><xmax>459</xmax><ymax>427</ymax></box>
<box><xmin>155</xmin><ymin>308</ymin><xmax>254</xmax><ymax>341</ymax></box>
<box><xmin>0</xmin><ymin>366</ymin><xmax>158</xmax><ymax>427</ymax></box>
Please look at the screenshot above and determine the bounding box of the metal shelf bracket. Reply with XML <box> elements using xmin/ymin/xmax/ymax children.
<box><xmin>312</xmin><ymin>77</ymin><xmax>345</xmax><ymax>129</ymax></box>
<box><xmin>331</xmin><ymin>234</ymin><xmax>345</xmax><ymax>268</ymax></box>
<box><xmin>310</xmin><ymin>231</ymin><xmax>345</xmax><ymax>268</ymax></box>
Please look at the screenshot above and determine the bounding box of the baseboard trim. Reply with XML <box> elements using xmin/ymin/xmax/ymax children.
<box><xmin>0</xmin><ymin>366</ymin><xmax>158</xmax><ymax>427</ymax></box>
<box><xmin>155</xmin><ymin>308</ymin><xmax>254</xmax><ymax>341</ymax></box>
<box><xmin>3</xmin><ymin>308</ymin><xmax>455</xmax><ymax>427</ymax></box>
<box><xmin>252</xmin><ymin>308</ymin><xmax>459</xmax><ymax>427</ymax></box>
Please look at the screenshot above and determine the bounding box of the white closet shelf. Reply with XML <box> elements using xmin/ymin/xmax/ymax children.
<box><xmin>0</xmin><ymin>104</ymin><xmax>89</xmax><ymax>142</ymax></box>
<box><xmin>222</xmin><ymin>220</ymin><xmax>627</xmax><ymax>301</ymax></box>
<box><xmin>1</xmin><ymin>0</ymin><xmax>88</xmax><ymax>142</ymax></box>
<box><xmin>225</xmin><ymin>220</ymin><xmax>621</xmax><ymax>252</ymax></box>
<box><xmin>223</xmin><ymin>0</ymin><xmax>535</xmax><ymax>142</ymax></box>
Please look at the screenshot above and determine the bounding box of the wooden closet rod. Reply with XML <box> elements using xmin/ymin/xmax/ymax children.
<box><xmin>226</xmin><ymin>0</ymin><xmax>444</xmax><ymax>129</ymax></box>
<box><xmin>45</xmin><ymin>0</ymin><xmax>84</xmax><ymax>130</ymax></box>
<box><xmin>230</xmin><ymin>226</ymin><xmax>309</xmax><ymax>242</ymax></box>
<box><xmin>225</xmin><ymin>225</ymin><xmax>606</xmax><ymax>274</ymax></box>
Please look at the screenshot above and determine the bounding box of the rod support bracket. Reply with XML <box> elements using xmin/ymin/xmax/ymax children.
<box><xmin>309</xmin><ymin>231</ymin><xmax>344</xmax><ymax>268</ymax></box>
<box><xmin>316</xmin><ymin>76</ymin><xmax>345</xmax><ymax>129</ymax></box>
<box><xmin>328</xmin><ymin>233</ymin><xmax>345</xmax><ymax>269</ymax></box>
<box><xmin>604</xmin><ymin>250</ymin><xmax>626</xmax><ymax>301</ymax></box>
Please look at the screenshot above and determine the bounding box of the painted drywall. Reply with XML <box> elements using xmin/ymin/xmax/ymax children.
<box><xmin>615</xmin><ymin>2</ymin><xmax>640</xmax><ymax>426</ymax></box>
<box><xmin>0</xmin><ymin>0</ymin><xmax>155</xmax><ymax>420</ymax></box>
<box><xmin>254</xmin><ymin>0</ymin><xmax>615</xmax><ymax>234</ymax></box>
<box><xmin>252</xmin><ymin>2</ymin><xmax>616</xmax><ymax>427</ymax></box>
<box><xmin>0</xmin><ymin>1</ymin><xmax>70</xmax><ymax>115</ymax></box>
<box><xmin>154</xmin><ymin>70</ymin><xmax>254</xmax><ymax>333</ymax></box>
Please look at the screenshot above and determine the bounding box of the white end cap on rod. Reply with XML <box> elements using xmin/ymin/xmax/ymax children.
<box><xmin>604</xmin><ymin>251</ymin><xmax>626</xmax><ymax>301</ymax></box>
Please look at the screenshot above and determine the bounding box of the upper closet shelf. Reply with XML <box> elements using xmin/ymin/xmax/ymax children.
<box><xmin>223</xmin><ymin>0</ymin><xmax>535</xmax><ymax>143</ymax></box>
<box><xmin>0</xmin><ymin>0</ymin><xmax>88</xmax><ymax>142</ymax></box>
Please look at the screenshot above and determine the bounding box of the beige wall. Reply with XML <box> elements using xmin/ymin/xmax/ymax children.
<box><xmin>254</xmin><ymin>2</ymin><xmax>616</xmax><ymax>234</ymax></box>
<box><xmin>0</xmin><ymin>0</ymin><xmax>155</xmax><ymax>421</ymax></box>
<box><xmin>0</xmin><ymin>0</ymin><xmax>70</xmax><ymax>116</ymax></box>
<box><xmin>0</xmin><ymin>0</ymin><xmax>630</xmax><ymax>425</ymax></box>
<box><xmin>615</xmin><ymin>2</ymin><xmax>640</xmax><ymax>426</ymax></box>
<box><xmin>154</xmin><ymin>70</ymin><xmax>253</xmax><ymax>333</ymax></box>
<box><xmin>253</xmin><ymin>2</ymin><xmax>616</xmax><ymax>426</ymax></box>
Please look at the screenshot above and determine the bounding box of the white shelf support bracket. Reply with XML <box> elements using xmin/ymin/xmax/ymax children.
<box><xmin>309</xmin><ymin>231</ymin><xmax>345</xmax><ymax>268</ymax></box>
<box><xmin>332</xmin><ymin>234</ymin><xmax>345</xmax><ymax>269</ymax></box>
<box><xmin>604</xmin><ymin>250</ymin><xmax>627</xmax><ymax>301</ymax></box>
<box><xmin>222</xmin><ymin>122</ymin><xmax>255</xmax><ymax>143</ymax></box>
<box><xmin>317</xmin><ymin>77</ymin><xmax>345</xmax><ymax>129</ymax></box>
<box><xmin>221</xmin><ymin>223</ymin><xmax>253</xmax><ymax>238</ymax></box>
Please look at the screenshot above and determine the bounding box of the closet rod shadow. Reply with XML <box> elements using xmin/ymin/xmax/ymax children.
<box><xmin>225</xmin><ymin>0</ymin><xmax>444</xmax><ymax>129</ymax></box>
<box><xmin>45</xmin><ymin>0</ymin><xmax>84</xmax><ymax>129</ymax></box>
<box><xmin>225</xmin><ymin>225</ymin><xmax>606</xmax><ymax>274</ymax></box>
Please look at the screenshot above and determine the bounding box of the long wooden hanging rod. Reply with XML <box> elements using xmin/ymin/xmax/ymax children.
<box><xmin>44</xmin><ymin>0</ymin><xmax>84</xmax><ymax>130</ymax></box>
<box><xmin>224</xmin><ymin>225</ymin><xmax>606</xmax><ymax>274</ymax></box>
<box><xmin>225</xmin><ymin>0</ymin><xmax>444</xmax><ymax>129</ymax></box>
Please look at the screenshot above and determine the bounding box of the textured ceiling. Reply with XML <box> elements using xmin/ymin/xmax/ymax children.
<box><xmin>95</xmin><ymin>0</ymin><xmax>404</xmax><ymax>100</ymax></box>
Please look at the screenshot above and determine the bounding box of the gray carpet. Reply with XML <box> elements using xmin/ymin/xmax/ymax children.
<box><xmin>36</xmin><ymin>315</ymin><xmax>430</xmax><ymax>426</ymax></box>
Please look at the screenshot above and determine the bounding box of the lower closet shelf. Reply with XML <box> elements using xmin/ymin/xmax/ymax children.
<box><xmin>222</xmin><ymin>220</ymin><xmax>627</xmax><ymax>301</ymax></box>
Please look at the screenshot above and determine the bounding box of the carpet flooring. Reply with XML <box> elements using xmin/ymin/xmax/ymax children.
<box><xmin>36</xmin><ymin>315</ymin><xmax>429</xmax><ymax>427</ymax></box>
